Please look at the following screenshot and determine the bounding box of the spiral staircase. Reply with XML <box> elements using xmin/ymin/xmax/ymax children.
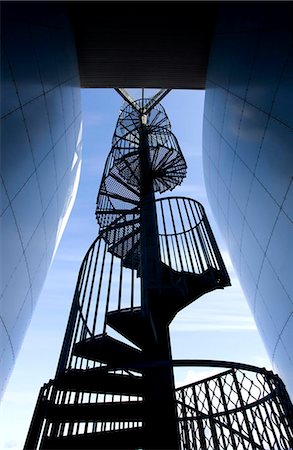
<box><xmin>25</xmin><ymin>90</ymin><xmax>293</xmax><ymax>450</ymax></box>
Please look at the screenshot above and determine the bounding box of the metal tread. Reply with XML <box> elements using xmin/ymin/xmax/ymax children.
<box><xmin>42</xmin><ymin>427</ymin><xmax>145</xmax><ymax>449</ymax></box>
<box><xmin>55</xmin><ymin>368</ymin><xmax>144</xmax><ymax>395</ymax></box>
<box><xmin>45</xmin><ymin>400</ymin><xmax>145</xmax><ymax>422</ymax></box>
<box><xmin>73</xmin><ymin>333</ymin><xmax>143</xmax><ymax>366</ymax></box>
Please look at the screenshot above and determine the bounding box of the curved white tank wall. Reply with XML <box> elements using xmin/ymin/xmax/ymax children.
<box><xmin>0</xmin><ymin>3</ymin><xmax>82</xmax><ymax>398</ymax></box>
<box><xmin>203</xmin><ymin>3</ymin><xmax>293</xmax><ymax>398</ymax></box>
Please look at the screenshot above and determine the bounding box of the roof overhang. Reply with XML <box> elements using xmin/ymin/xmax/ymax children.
<box><xmin>66</xmin><ymin>1</ymin><xmax>220</xmax><ymax>89</ymax></box>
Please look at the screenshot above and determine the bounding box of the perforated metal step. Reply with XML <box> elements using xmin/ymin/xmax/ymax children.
<box><xmin>73</xmin><ymin>333</ymin><xmax>143</xmax><ymax>366</ymax></box>
<box><xmin>45</xmin><ymin>400</ymin><xmax>145</xmax><ymax>422</ymax></box>
<box><xmin>42</xmin><ymin>427</ymin><xmax>145</xmax><ymax>450</ymax></box>
<box><xmin>55</xmin><ymin>368</ymin><xmax>145</xmax><ymax>396</ymax></box>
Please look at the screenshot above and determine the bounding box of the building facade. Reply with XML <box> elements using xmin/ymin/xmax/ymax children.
<box><xmin>0</xmin><ymin>3</ymin><xmax>82</xmax><ymax>398</ymax></box>
<box><xmin>203</xmin><ymin>2</ymin><xmax>293</xmax><ymax>397</ymax></box>
<box><xmin>1</xmin><ymin>1</ymin><xmax>292</xmax><ymax>403</ymax></box>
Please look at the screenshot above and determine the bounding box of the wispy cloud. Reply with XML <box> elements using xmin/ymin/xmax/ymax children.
<box><xmin>172</xmin><ymin>320</ymin><xmax>257</xmax><ymax>332</ymax></box>
<box><xmin>175</xmin><ymin>368</ymin><xmax>221</xmax><ymax>387</ymax></box>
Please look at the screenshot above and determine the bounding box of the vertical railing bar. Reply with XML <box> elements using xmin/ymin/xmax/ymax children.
<box><xmin>66</xmin><ymin>254</ymin><xmax>88</xmax><ymax>371</ymax></box>
<box><xmin>180</xmin><ymin>234</ymin><xmax>189</xmax><ymax>272</ymax></box>
<box><xmin>223</xmin><ymin>374</ymin><xmax>247</xmax><ymax>448</ymax></box>
<box><xmin>192</xmin><ymin>384</ymin><xmax>207</xmax><ymax>450</ymax></box>
<box><xmin>250</xmin><ymin>405</ymin><xmax>266</xmax><ymax>447</ymax></box>
<box><xmin>160</xmin><ymin>199</ymin><xmax>172</xmax><ymax>267</ymax></box>
<box><xmin>232</xmin><ymin>369</ymin><xmax>258</xmax><ymax>450</ymax></box>
<box><xmin>266</xmin><ymin>374</ymin><xmax>293</xmax><ymax>443</ymax></box>
<box><xmin>260</xmin><ymin>397</ymin><xmax>282</xmax><ymax>449</ymax></box>
<box><xmin>193</xmin><ymin>202</ymin><xmax>212</xmax><ymax>266</ymax></box>
<box><xmin>83</xmin><ymin>240</ymin><xmax>101</xmax><ymax>335</ymax></box>
<box><xmin>197</xmin><ymin>217</ymin><xmax>212</xmax><ymax>267</ymax></box>
<box><xmin>103</xmin><ymin>241</ymin><xmax>116</xmax><ymax>334</ymax></box>
<box><xmin>199</xmin><ymin>219</ymin><xmax>218</xmax><ymax>268</ymax></box>
<box><xmin>117</xmin><ymin>220</ymin><xmax>125</xmax><ymax>312</ymax></box>
<box><xmin>200</xmin><ymin>203</ymin><xmax>229</xmax><ymax>278</ymax></box>
<box><xmin>187</xmin><ymin>230</ymin><xmax>201</xmax><ymax>273</ymax></box>
<box><xmin>168</xmin><ymin>198</ymin><xmax>184</xmax><ymax>271</ymax></box>
<box><xmin>189</xmin><ymin>201</ymin><xmax>211</xmax><ymax>268</ymax></box>
<box><xmin>78</xmin><ymin>246</ymin><xmax>95</xmax><ymax>340</ymax></box>
<box><xmin>254</xmin><ymin>402</ymin><xmax>273</xmax><ymax>447</ymax></box>
<box><xmin>269</xmin><ymin>394</ymin><xmax>292</xmax><ymax>444</ymax></box>
<box><xmin>130</xmin><ymin>218</ymin><xmax>135</xmax><ymax>311</ymax></box>
<box><xmin>59</xmin><ymin>392</ymin><xmax>66</xmax><ymax>439</ymax></box>
<box><xmin>189</xmin><ymin>408</ymin><xmax>198</xmax><ymax>450</ymax></box>
<box><xmin>176</xmin><ymin>198</ymin><xmax>195</xmax><ymax>273</ymax></box>
<box><xmin>73</xmin><ymin>251</ymin><xmax>91</xmax><ymax>347</ymax></box>
<box><xmin>92</xmin><ymin>240</ymin><xmax>108</xmax><ymax>335</ymax></box>
<box><xmin>185</xmin><ymin>199</ymin><xmax>205</xmax><ymax>272</ymax></box>
<box><xmin>180</xmin><ymin>389</ymin><xmax>192</xmax><ymax>450</ymax></box>
<box><xmin>218</xmin><ymin>376</ymin><xmax>238</xmax><ymax>449</ymax></box>
<box><xmin>204</xmin><ymin>381</ymin><xmax>220</xmax><ymax>450</ymax></box>
<box><xmin>171</xmin><ymin>235</ymin><xmax>179</xmax><ymax>272</ymax></box>
<box><xmin>159</xmin><ymin>234</ymin><xmax>165</xmax><ymax>265</ymax></box>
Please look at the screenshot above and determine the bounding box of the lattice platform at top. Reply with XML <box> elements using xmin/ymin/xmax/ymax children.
<box><xmin>96</xmin><ymin>99</ymin><xmax>187</xmax><ymax>230</ymax></box>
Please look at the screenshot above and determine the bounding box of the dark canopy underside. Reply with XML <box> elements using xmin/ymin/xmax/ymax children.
<box><xmin>67</xmin><ymin>1</ymin><xmax>219</xmax><ymax>89</ymax></box>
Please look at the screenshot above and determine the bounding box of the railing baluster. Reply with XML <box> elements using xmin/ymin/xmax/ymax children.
<box><xmin>186</xmin><ymin>199</ymin><xmax>205</xmax><ymax>272</ymax></box>
<box><xmin>160</xmin><ymin>199</ymin><xmax>172</xmax><ymax>267</ymax></box>
<box><xmin>176</xmin><ymin>198</ymin><xmax>195</xmax><ymax>273</ymax></box>
<box><xmin>103</xmin><ymin>229</ymin><xmax>116</xmax><ymax>333</ymax></box>
<box><xmin>92</xmin><ymin>240</ymin><xmax>107</xmax><ymax>335</ymax></box>
<box><xmin>168</xmin><ymin>198</ymin><xmax>184</xmax><ymax>271</ymax></box>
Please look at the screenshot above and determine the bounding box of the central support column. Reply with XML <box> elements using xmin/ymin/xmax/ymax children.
<box><xmin>139</xmin><ymin>116</ymin><xmax>179</xmax><ymax>449</ymax></box>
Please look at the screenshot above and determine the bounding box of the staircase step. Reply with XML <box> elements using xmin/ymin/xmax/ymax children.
<box><xmin>55</xmin><ymin>368</ymin><xmax>144</xmax><ymax>395</ymax></box>
<box><xmin>42</xmin><ymin>427</ymin><xmax>145</xmax><ymax>449</ymax></box>
<box><xmin>46</xmin><ymin>400</ymin><xmax>144</xmax><ymax>422</ymax></box>
<box><xmin>73</xmin><ymin>333</ymin><xmax>143</xmax><ymax>366</ymax></box>
<box><xmin>107</xmin><ymin>307</ymin><xmax>155</xmax><ymax>349</ymax></box>
<box><xmin>155</xmin><ymin>265</ymin><xmax>231</xmax><ymax>324</ymax></box>
<box><xmin>122</xmin><ymin>241</ymin><xmax>140</xmax><ymax>271</ymax></box>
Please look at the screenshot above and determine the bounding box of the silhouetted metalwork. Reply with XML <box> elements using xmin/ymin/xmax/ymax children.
<box><xmin>175</xmin><ymin>361</ymin><xmax>293</xmax><ymax>450</ymax></box>
<box><xmin>25</xmin><ymin>93</ymin><xmax>293</xmax><ymax>449</ymax></box>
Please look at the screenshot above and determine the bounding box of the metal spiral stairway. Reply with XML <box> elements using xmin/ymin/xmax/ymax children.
<box><xmin>24</xmin><ymin>92</ymin><xmax>293</xmax><ymax>450</ymax></box>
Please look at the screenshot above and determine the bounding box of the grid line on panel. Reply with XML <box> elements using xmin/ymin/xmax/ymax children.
<box><xmin>269</xmin><ymin>46</ymin><xmax>293</xmax><ymax>128</ymax></box>
<box><xmin>203</xmin><ymin>113</ymin><xmax>291</xmax><ymax>219</ymax></box>
<box><xmin>1</xmin><ymin>126</ymin><xmax>78</xmax><ymax>315</ymax></box>
<box><xmin>0</xmin><ymin>47</ymin><xmax>21</xmax><ymax>119</ymax></box>
<box><xmin>202</xmin><ymin>145</ymin><xmax>229</xmax><ymax>240</ymax></box>
<box><xmin>44</xmin><ymin>87</ymin><xmax>63</xmax><ymax>215</ymax></box>
<box><xmin>208</xmin><ymin>78</ymin><xmax>293</xmax><ymax>132</ymax></box>
<box><xmin>1</xmin><ymin>203</ymin><xmax>33</xmax><ymax>308</ymax></box>
<box><xmin>29</xmin><ymin>250</ymin><xmax>48</xmax><ymax>309</ymax></box>
<box><xmin>1</xmin><ymin>77</ymin><xmax>80</xmax><ymax>121</ymax></box>
<box><xmin>237</xmin><ymin>111</ymin><xmax>271</xmax><ymax>277</ymax></box>
<box><xmin>3</xmin><ymin>38</ymin><xmax>49</xmax><ymax>258</ymax></box>
<box><xmin>55</xmin><ymin>48</ymin><xmax>70</xmax><ymax>167</ymax></box>
<box><xmin>0</xmin><ymin>112</ymin><xmax>80</xmax><ymax>221</ymax></box>
<box><xmin>225</xmin><ymin>100</ymin><xmax>245</xmax><ymax>247</ymax></box>
<box><xmin>0</xmin><ymin>315</ymin><xmax>15</xmax><ymax>360</ymax></box>
<box><xmin>13</xmin><ymin>285</ymin><xmax>34</xmax><ymax>326</ymax></box>
<box><xmin>281</xmin><ymin>177</ymin><xmax>293</xmax><ymax>225</ymax></box>
<box><xmin>254</xmin><ymin>267</ymin><xmax>292</xmax><ymax>351</ymax></box>
<box><xmin>20</xmin><ymin>104</ymin><xmax>49</xmax><ymax>254</ymax></box>
<box><xmin>0</xmin><ymin>180</ymin><xmax>33</xmax><ymax>302</ymax></box>
<box><xmin>205</xmin><ymin>105</ymin><xmax>292</xmax><ymax>294</ymax></box>
<box><xmin>272</xmin><ymin>312</ymin><xmax>293</xmax><ymax>371</ymax></box>
<box><xmin>204</xmin><ymin>115</ymin><xmax>292</xmax><ymax>333</ymax></box>
<box><xmin>224</xmin><ymin>30</ymin><xmax>261</xmax><ymax>255</ymax></box>
<box><xmin>0</xmin><ymin>174</ymin><xmax>11</xmax><ymax>218</ymax></box>
<box><xmin>251</xmin><ymin>177</ymin><xmax>293</xmax><ymax>314</ymax></box>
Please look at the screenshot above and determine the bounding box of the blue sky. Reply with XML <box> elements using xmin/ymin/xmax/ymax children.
<box><xmin>0</xmin><ymin>89</ymin><xmax>271</xmax><ymax>450</ymax></box>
